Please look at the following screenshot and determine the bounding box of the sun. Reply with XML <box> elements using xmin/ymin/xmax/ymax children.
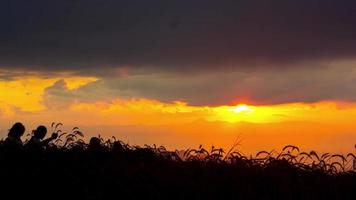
<box><xmin>230</xmin><ymin>104</ymin><xmax>254</xmax><ymax>113</ymax></box>
<box><xmin>210</xmin><ymin>104</ymin><xmax>257</xmax><ymax>123</ymax></box>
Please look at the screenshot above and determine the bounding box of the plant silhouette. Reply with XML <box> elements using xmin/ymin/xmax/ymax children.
<box><xmin>0</xmin><ymin>122</ymin><xmax>355</xmax><ymax>199</ymax></box>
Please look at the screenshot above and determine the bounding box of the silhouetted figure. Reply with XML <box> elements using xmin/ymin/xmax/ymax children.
<box><xmin>4</xmin><ymin>122</ymin><xmax>25</xmax><ymax>149</ymax></box>
<box><xmin>25</xmin><ymin>125</ymin><xmax>58</xmax><ymax>151</ymax></box>
<box><xmin>88</xmin><ymin>137</ymin><xmax>102</xmax><ymax>151</ymax></box>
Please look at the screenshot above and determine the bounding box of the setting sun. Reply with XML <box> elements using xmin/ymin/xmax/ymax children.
<box><xmin>230</xmin><ymin>104</ymin><xmax>254</xmax><ymax>113</ymax></box>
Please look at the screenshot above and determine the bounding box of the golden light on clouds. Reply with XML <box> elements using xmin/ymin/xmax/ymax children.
<box><xmin>69</xmin><ymin>99</ymin><xmax>356</xmax><ymax>125</ymax></box>
<box><xmin>0</xmin><ymin>76</ymin><xmax>98</xmax><ymax>113</ymax></box>
<box><xmin>2</xmin><ymin>72</ymin><xmax>355</xmax><ymax>126</ymax></box>
<box><xmin>0</xmin><ymin>75</ymin><xmax>355</xmax><ymax>154</ymax></box>
<box><xmin>1</xmin><ymin>74</ymin><xmax>356</xmax><ymax>127</ymax></box>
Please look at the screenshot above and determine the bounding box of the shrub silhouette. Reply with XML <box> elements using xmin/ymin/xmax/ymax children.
<box><xmin>0</xmin><ymin>122</ymin><xmax>355</xmax><ymax>199</ymax></box>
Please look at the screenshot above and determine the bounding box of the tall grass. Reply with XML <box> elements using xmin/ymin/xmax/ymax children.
<box><xmin>0</xmin><ymin>123</ymin><xmax>355</xmax><ymax>199</ymax></box>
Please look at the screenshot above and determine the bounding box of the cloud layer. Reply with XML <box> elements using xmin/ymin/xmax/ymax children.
<box><xmin>1</xmin><ymin>1</ymin><xmax>356</xmax><ymax>105</ymax></box>
<box><xmin>1</xmin><ymin>0</ymin><xmax>356</xmax><ymax>72</ymax></box>
<box><xmin>40</xmin><ymin>61</ymin><xmax>356</xmax><ymax>105</ymax></box>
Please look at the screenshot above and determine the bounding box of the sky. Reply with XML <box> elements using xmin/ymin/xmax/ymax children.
<box><xmin>1</xmin><ymin>0</ymin><xmax>356</xmax><ymax>154</ymax></box>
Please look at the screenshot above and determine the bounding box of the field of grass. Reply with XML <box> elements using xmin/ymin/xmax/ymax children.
<box><xmin>0</xmin><ymin>124</ymin><xmax>355</xmax><ymax>199</ymax></box>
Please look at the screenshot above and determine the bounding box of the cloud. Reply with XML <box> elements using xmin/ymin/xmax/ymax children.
<box><xmin>38</xmin><ymin>61</ymin><xmax>356</xmax><ymax>105</ymax></box>
<box><xmin>1</xmin><ymin>0</ymin><xmax>356</xmax><ymax>73</ymax></box>
<box><xmin>3</xmin><ymin>1</ymin><xmax>356</xmax><ymax>105</ymax></box>
<box><xmin>42</xmin><ymin>80</ymin><xmax>75</xmax><ymax>109</ymax></box>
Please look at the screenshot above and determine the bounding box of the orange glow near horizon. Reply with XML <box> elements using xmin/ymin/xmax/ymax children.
<box><xmin>0</xmin><ymin>75</ymin><xmax>355</xmax><ymax>154</ymax></box>
<box><xmin>68</xmin><ymin>99</ymin><xmax>356</xmax><ymax>125</ymax></box>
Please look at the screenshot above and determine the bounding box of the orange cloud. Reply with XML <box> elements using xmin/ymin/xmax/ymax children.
<box><xmin>0</xmin><ymin>76</ymin><xmax>98</xmax><ymax>113</ymax></box>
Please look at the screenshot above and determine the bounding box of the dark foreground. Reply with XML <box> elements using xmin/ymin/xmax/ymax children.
<box><xmin>0</xmin><ymin>138</ymin><xmax>355</xmax><ymax>200</ymax></box>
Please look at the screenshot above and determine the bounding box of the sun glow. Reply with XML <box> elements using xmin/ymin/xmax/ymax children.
<box><xmin>230</xmin><ymin>104</ymin><xmax>255</xmax><ymax>113</ymax></box>
<box><xmin>71</xmin><ymin>100</ymin><xmax>356</xmax><ymax>126</ymax></box>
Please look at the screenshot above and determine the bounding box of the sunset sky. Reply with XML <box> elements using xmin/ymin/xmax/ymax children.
<box><xmin>1</xmin><ymin>1</ymin><xmax>356</xmax><ymax>154</ymax></box>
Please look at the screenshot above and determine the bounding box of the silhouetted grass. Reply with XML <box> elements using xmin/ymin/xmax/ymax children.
<box><xmin>0</xmin><ymin>123</ymin><xmax>355</xmax><ymax>199</ymax></box>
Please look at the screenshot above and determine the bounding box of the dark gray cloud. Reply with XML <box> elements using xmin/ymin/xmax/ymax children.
<box><xmin>41</xmin><ymin>62</ymin><xmax>356</xmax><ymax>105</ymax></box>
<box><xmin>1</xmin><ymin>0</ymin><xmax>356</xmax><ymax>72</ymax></box>
<box><xmin>3</xmin><ymin>0</ymin><xmax>356</xmax><ymax>105</ymax></box>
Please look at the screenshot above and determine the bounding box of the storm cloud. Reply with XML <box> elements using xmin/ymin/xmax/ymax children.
<box><xmin>2</xmin><ymin>1</ymin><xmax>356</xmax><ymax>105</ymax></box>
<box><xmin>40</xmin><ymin>61</ymin><xmax>356</xmax><ymax>105</ymax></box>
<box><xmin>1</xmin><ymin>0</ymin><xmax>356</xmax><ymax>72</ymax></box>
